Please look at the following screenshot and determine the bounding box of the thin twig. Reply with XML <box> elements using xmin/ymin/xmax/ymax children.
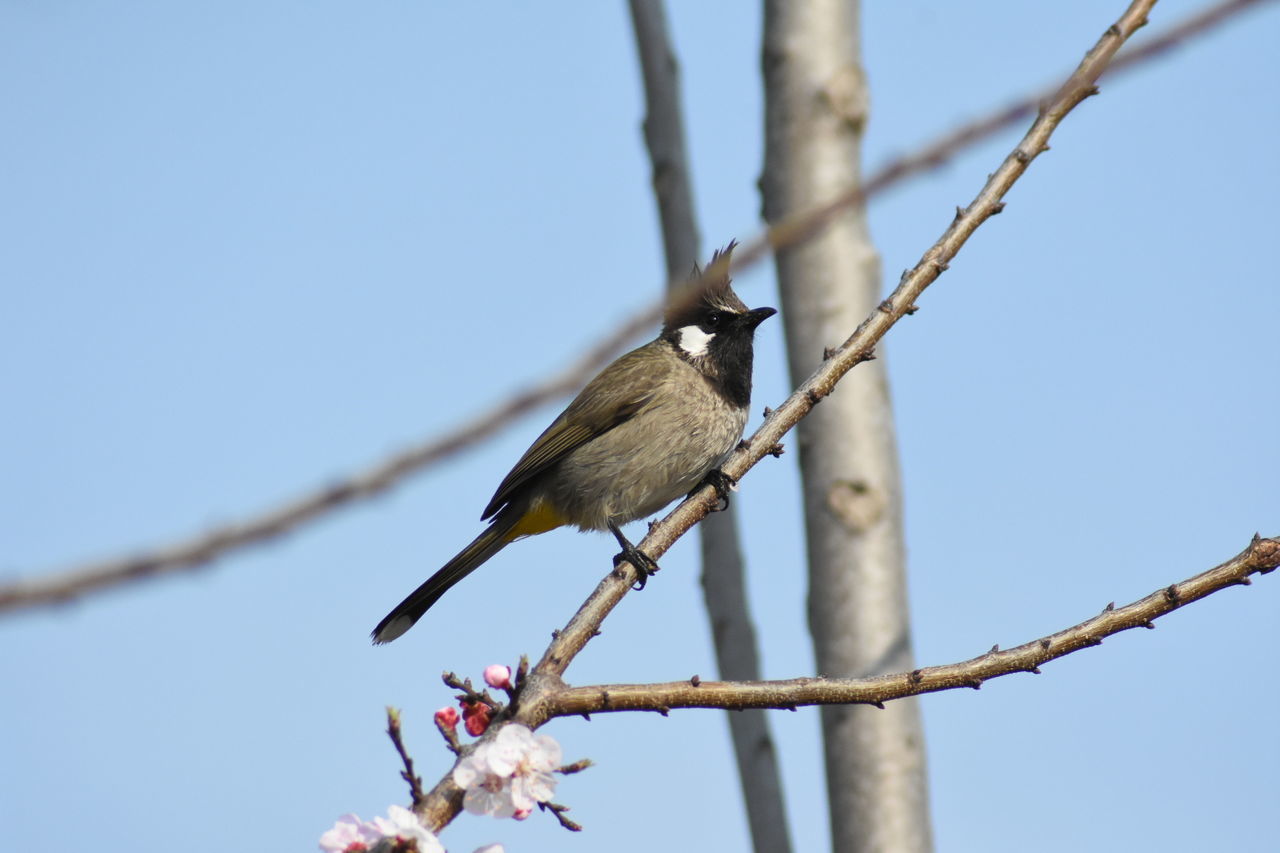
<box><xmin>386</xmin><ymin>707</ymin><xmax>426</xmax><ymax>808</ymax></box>
<box><xmin>537</xmin><ymin>800</ymin><xmax>583</xmax><ymax>832</ymax></box>
<box><xmin>441</xmin><ymin>672</ymin><xmax>498</xmax><ymax>711</ymax></box>
<box><xmin>0</xmin><ymin>0</ymin><xmax>1260</xmax><ymax>616</ymax></box>
<box><xmin>557</xmin><ymin>759</ymin><xmax>594</xmax><ymax>775</ymax></box>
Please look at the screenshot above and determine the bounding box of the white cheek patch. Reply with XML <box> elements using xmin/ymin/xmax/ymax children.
<box><xmin>676</xmin><ymin>325</ymin><xmax>716</xmax><ymax>357</ymax></box>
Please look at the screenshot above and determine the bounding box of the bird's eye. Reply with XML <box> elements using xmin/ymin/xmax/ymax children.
<box><xmin>705</xmin><ymin>312</ymin><xmax>723</xmax><ymax>329</ymax></box>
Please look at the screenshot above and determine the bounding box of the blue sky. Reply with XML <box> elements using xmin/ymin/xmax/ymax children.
<box><xmin>2</xmin><ymin>2</ymin><xmax>1277</xmax><ymax>852</ymax></box>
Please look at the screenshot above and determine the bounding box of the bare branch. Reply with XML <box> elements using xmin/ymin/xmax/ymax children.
<box><xmin>628</xmin><ymin>0</ymin><xmax>699</xmax><ymax>277</ymax></box>
<box><xmin>537</xmin><ymin>800</ymin><xmax>584</xmax><ymax>833</ymax></box>
<box><xmin>408</xmin><ymin>533</ymin><xmax>1278</xmax><ymax>829</ymax></box>
<box><xmin>0</xmin><ymin>0</ymin><xmax>1262</xmax><ymax>618</ymax></box>
<box><xmin>545</xmin><ymin>535</ymin><xmax>1278</xmax><ymax>715</ymax></box>
<box><xmin>386</xmin><ymin>707</ymin><xmax>426</xmax><ymax>809</ymax></box>
<box><xmin>413</xmin><ymin>528</ymin><xmax>1279</xmax><ymax>831</ymax></box>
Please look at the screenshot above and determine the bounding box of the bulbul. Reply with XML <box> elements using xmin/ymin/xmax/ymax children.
<box><xmin>372</xmin><ymin>242</ymin><xmax>775</xmax><ymax>644</ymax></box>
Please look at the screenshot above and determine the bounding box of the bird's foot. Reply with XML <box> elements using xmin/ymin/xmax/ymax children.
<box><xmin>608</xmin><ymin>519</ymin><xmax>660</xmax><ymax>590</ymax></box>
<box><xmin>613</xmin><ymin>544</ymin><xmax>659</xmax><ymax>590</ymax></box>
<box><xmin>693</xmin><ymin>468</ymin><xmax>737</xmax><ymax>511</ymax></box>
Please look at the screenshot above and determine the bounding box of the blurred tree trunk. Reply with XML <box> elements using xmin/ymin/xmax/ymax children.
<box><xmin>760</xmin><ymin>1</ymin><xmax>933</xmax><ymax>851</ymax></box>
<box><xmin>628</xmin><ymin>3</ymin><xmax>794</xmax><ymax>852</ymax></box>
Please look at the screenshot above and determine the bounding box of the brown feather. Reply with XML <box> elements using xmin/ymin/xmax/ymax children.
<box><xmin>480</xmin><ymin>346</ymin><xmax>669</xmax><ymax>519</ymax></box>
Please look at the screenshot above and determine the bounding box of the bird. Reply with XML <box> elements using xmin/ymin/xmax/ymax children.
<box><xmin>372</xmin><ymin>242</ymin><xmax>775</xmax><ymax>644</ymax></box>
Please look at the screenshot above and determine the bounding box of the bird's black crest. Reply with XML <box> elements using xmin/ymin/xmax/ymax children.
<box><xmin>662</xmin><ymin>241</ymin><xmax>749</xmax><ymax>333</ymax></box>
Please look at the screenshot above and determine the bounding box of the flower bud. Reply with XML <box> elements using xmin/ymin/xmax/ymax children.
<box><xmin>483</xmin><ymin>664</ymin><xmax>512</xmax><ymax>690</ymax></box>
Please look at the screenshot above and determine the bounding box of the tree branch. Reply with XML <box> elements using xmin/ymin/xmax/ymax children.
<box><xmin>386</xmin><ymin>707</ymin><xmax>426</xmax><ymax>809</ymax></box>
<box><xmin>0</xmin><ymin>0</ymin><xmax>1262</xmax><ymax>618</ymax></box>
<box><xmin>410</xmin><ymin>532</ymin><xmax>1278</xmax><ymax>830</ymax></box>
<box><xmin>546</xmin><ymin>535</ymin><xmax>1278</xmax><ymax>715</ymax></box>
<box><xmin>628</xmin><ymin>0</ymin><xmax>699</xmax><ymax>273</ymax></box>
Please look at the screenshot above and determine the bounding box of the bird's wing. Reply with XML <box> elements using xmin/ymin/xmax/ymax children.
<box><xmin>480</xmin><ymin>344</ymin><xmax>671</xmax><ymax>519</ymax></box>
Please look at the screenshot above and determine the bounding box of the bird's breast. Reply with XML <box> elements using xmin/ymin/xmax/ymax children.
<box><xmin>541</xmin><ymin>369</ymin><xmax>750</xmax><ymax>531</ymax></box>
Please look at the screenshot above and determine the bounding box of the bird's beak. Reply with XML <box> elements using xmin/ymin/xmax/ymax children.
<box><xmin>745</xmin><ymin>306</ymin><xmax>777</xmax><ymax>329</ymax></box>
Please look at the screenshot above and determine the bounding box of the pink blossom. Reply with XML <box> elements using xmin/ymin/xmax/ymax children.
<box><xmin>483</xmin><ymin>664</ymin><xmax>512</xmax><ymax>690</ymax></box>
<box><xmin>370</xmin><ymin>805</ymin><xmax>443</xmax><ymax>853</ymax></box>
<box><xmin>434</xmin><ymin>706</ymin><xmax>460</xmax><ymax>730</ymax></box>
<box><xmin>460</xmin><ymin>700</ymin><xmax>492</xmax><ymax>737</ymax></box>
<box><xmin>453</xmin><ymin>749</ymin><xmax>517</xmax><ymax>818</ymax></box>
<box><xmin>319</xmin><ymin>807</ymin><xmax>443</xmax><ymax>853</ymax></box>
<box><xmin>318</xmin><ymin>813</ymin><xmax>379</xmax><ymax>852</ymax></box>
<box><xmin>452</xmin><ymin>724</ymin><xmax>563</xmax><ymax>819</ymax></box>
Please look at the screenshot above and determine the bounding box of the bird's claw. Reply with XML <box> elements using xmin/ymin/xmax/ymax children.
<box><xmin>608</xmin><ymin>518</ymin><xmax>660</xmax><ymax>590</ymax></box>
<box><xmin>695</xmin><ymin>468</ymin><xmax>737</xmax><ymax>511</ymax></box>
<box><xmin>613</xmin><ymin>545</ymin><xmax>659</xmax><ymax>590</ymax></box>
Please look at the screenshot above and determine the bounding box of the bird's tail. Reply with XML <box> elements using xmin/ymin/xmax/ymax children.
<box><xmin>371</xmin><ymin>509</ymin><xmax>521</xmax><ymax>644</ymax></box>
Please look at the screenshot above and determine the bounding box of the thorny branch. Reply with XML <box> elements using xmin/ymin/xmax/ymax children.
<box><xmin>1</xmin><ymin>0</ymin><xmax>1264</xmax><ymax>616</ymax></box>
